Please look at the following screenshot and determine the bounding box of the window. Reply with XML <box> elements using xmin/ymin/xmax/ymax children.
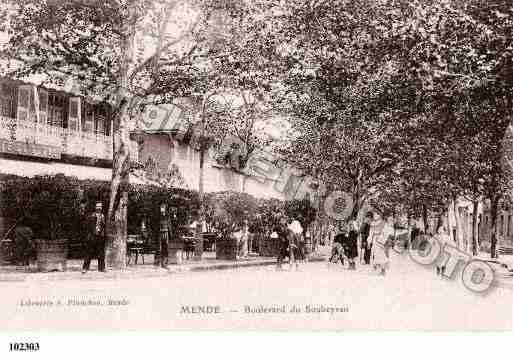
<box><xmin>48</xmin><ymin>93</ymin><xmax>64</xmax><ymax>127</ymax></box>
<box><xmin>69</xmin><ymin>100</ymin><xmax>78</xmax><ymax>118</ymax></box>
<box><xmin>500</xmin><ymin>215</ymin><xmax>504</xmax><ymax>236</ymax></box>
<box><xmin>83</xmin><ymin>102</ymin><xmax>94</xmax><ymax>132</ymax></box>
<box><xmin>68</xmin><ymin>97</ymin><xmax>81</xmax><ymax>131</ymax></box>
<box><xmin>0</xmin><ymin>84</ymin><xmax>14</xmax><ymax>118</ymax></box>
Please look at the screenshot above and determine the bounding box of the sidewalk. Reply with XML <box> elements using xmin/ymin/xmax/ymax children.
<box><xmin>475</xmin><ymin>251</ymin><xmax>513</xmax><ymax>267</ymax></box>
<box><xmin>0</xmin><ymin>251</ymin><xmax>327</xmax><ymax>282</ymax></box>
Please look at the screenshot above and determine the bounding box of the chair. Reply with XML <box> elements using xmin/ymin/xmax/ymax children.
<box><xmin>127</xmin><ymin>235</ymin><xmax>145</xmax><ymax>265</ymax></box>
<box><xmin>183</xmin><ymin>236</ymin><xmax>196</xmax><ymax>260</ymax></box>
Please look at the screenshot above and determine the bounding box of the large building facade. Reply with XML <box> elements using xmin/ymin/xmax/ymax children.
<box><xmin>0</xmin><ymin>76</ymin><xmax>295</xmax><ymax>198</ymax></box>
<box><xmin>0</xmin><ymin>77</ymin><xmax>139</xmax><ymax>178</ymax></box>
<box><xmin>479</xmin><ymin>202</ymin><xmax>513</xmax><ymax>252</ymax></box>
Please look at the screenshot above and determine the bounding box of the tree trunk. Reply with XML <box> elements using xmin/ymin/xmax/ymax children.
<box><xmin>472</xmin><ymin>199</ymin><xmax>479</xmax><ymax>256</ymax></box>
<box><xmin>317</xmin><ymin>220</ymin><xmax>324</xmax><ymax>246</ymax></box>
<box><xmin>106</xmin><ymin>24</ymin><xmax>135</xmax><ymax>269</ymax></box>
<box><xmin>435</xmin><ymin>207</ymin><xmax>447</xmax><ymax>232</ymax></box>
<box><xmin>350</xmin><ymin>190</ymin><xmax>360</xmax><ymax>221</ymax></box>
<box><xmin>490</xmin><ymin>195</ymin><xmax>499</xmax><ymax>259</ymax></box>
<box><xmin>422</xmin><ymin>204</ymin><xmax>429</xmax><ymax>234</ymax></box>
<box><xmin>106</xmin><ymin>102</ymin><xmax>131</xmax><ymax>269</ymax></box>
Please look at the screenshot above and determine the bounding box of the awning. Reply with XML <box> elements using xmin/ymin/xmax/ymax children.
<box><xmin>0</xmin><ymin>158</ymin><xmax>147</xmax><ymax>184</ymax></box>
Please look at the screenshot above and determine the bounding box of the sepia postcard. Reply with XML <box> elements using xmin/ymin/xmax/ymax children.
<box><xmin>0</xmin><ymin>0</ymin><xmax>512</xmax><ymax>337</ymax></box>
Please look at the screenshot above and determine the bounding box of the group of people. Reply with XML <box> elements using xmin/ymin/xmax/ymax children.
<box><xmin>328</xmin><ymin>212</ymin><xmax>409</xmax><ymax>276</ymax></box>
<box><xmin>272</xmin><ymin>216</ymin><xmax>308</xmax><ymax>270</ymax></box>
<box><xmin>78</xmin><ymin>206</ymin><xmax>458</xmax><ymax>277</ymax></box>
<box><xmin>262</xmin><ymin>211</ymin><xmax>411</xmax><ymax>274</ymax></box>
<box><xmin>9</xmin><ymin>198</ymin><xmax>457</xmax><ymax>278</ymax></box>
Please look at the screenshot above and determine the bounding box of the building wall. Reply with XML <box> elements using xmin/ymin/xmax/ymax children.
<box><xmin>479</xmin><ymin>205</ymin><xmax>513</xmax><ymax>247</ymax></box>
<box><xmin>137</xmin><ymin>133</ymin><xmax>286</xmax><ymax>199</ymax></box>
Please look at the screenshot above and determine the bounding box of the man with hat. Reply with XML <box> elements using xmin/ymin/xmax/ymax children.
<box><xmin>82</xmin><ymin>201</ymin><xmax>106</xmax><ymax>273</ymax></box>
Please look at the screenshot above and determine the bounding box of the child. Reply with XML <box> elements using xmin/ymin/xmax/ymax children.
<box><xmin>345</xmin><ymin>220</ymin><xmax>359</xmax><ymax>270</ymax></box>
<box><xmin>328</xmin><ymin>224</ymin><xmax>347</xmax><ymax>267</ymax></box>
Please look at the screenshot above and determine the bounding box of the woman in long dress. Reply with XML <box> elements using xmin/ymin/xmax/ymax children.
<box><xmin>369</xmin><ymin>214</ymin><xmax>396</xmax><ymax>275</ymax></box>
<box><xmin>434</xmin><ymin>226</ymin><xmax>452</xmax><ymax>276</ymax></box>
<box><xmin>288</xmin><ymin>218</ymin><xmax>303</xmax><ymax>269</ymax></box>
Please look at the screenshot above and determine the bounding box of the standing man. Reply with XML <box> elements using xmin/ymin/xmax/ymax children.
<box><xmin>168</xmin><ymin>206</ymin><xmax>183</xmax><ymax>266</ymax></box>
<box><xmin>82</xmin><ymin>202</ymin><xmax>106</xmax><ymax>273</ymax></box>
<box><xmin>158</xmin><ymin>203</ymin><xmax>170</xmax><ymax>269</ymax></box>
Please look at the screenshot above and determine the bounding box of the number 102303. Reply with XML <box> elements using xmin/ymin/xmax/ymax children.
<box><xmin>9</xmin><ymin>343</ymin><xmax>40</xmax><ymax>351</ymax></box>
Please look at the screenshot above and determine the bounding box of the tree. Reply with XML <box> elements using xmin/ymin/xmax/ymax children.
<box><xmin>206</xmin><ymin>90</ymin><xmax>274</xmax><ymax>171</ymax></box>
<box><xmin>380</xmin><ymin>0</ymin><xmax>513</xmax><ymax>257</ymax></box>
<box><xmin>252</xmin><ymin>197</ymin><xmax>283</xmax><ymax>238</ymax></box>
<box><xmin>266</xmin><ymin>1</ymin><xmax>513</xmax><ymax>260</ymax></box>
<box><xmin>206</xmin><ymin>191</ymin><xmax>257</xmax><ymax>240</ymax></box>
<box><xmin>265</xmin><ymin>0</ymin><xmax>422</xmax><ymax>221</ymax></box>
<box><xmin>1</xmin><ymin>174</ymin><xmax>81</xmax><ymax>241</ymax></box>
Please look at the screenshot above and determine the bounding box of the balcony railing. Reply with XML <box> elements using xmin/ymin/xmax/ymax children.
<box><xmin>0</xmin><ymin>116</ymin><xmax>138</xmax><ymax>162</ymax></box>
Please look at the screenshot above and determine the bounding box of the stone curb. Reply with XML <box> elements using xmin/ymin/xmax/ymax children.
<box><xmin>0</xmin><ymin>256</ymin><xmax>326</xmax><ymax>283</ymax></box>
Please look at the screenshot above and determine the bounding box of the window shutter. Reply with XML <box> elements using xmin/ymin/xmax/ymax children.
<box><xmin>37</xmin><ymin>88</ymin><xmax>48</xmax><ymax>125</ymax></box>
<box><xmin>17</xmin><ymin>85</ymin><xmax>31</xmax><ymax>122</ymax></box>
<box><xmin>68</xmin><ymin>97</ymin><xmax>81</xmax><ymax>131</ymax></box>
